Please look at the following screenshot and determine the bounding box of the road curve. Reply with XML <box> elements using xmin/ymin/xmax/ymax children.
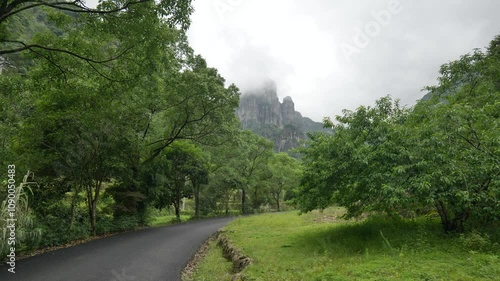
<box><xmin>0</xmin><ymin>217</ymin><xmax>233</xmax><ymax>281</ymax></box>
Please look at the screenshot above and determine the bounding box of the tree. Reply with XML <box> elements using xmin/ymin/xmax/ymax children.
<box><xmin>298</xmin><ymin>35</ymin><xmax>500</xmax><ymax>232</ymax></box>
<box><xmin>159</xmin><ymin>141</ymin><xmax>206</xmax><ymax>221</ymax></box>
<box><xmin>143</xmin><ymin>55</ymin><xmax>240</xmax><ymax>162</ymax></box>
<box><xmin>232</xmin><ymin>131</ymin><xmax>273</xmax><ymax>214</ymax></box>
<box><xmin>299</xmin><ymin>96</ymin><xmax>412</xmax><ymax>217</ymax></box>
<box><xmin>187</xmin><ymin>148</ymin><xmax>209</xmax><ymax>219</ymax></box>
<box><xmin>268</xmin><ymin>153</ymin><xmax>301</xmax><ymax>211</ymax></box>
<box><xmin>17</xmin><ymin>67</ymin><xmax>136</xmax><ymax>234</ymax></box>
<box><xmin>200</xmin><ymin>139</ymin><xmax>243</xmax><ymax>216</ymax></box>
<box><xmin>411</xmin><ymin>46</ymin><xmax>499</xmax><ymax>231</ymax></box>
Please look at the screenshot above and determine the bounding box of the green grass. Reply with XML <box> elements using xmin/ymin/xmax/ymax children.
<box><xmin>187</xmin><ymin>240</ymin><xmax>234</xmax><ymax>281</ymax></box>
<box><xmin>150</xmin><ymin>214</ymin><xmax>192</xmax><ymax>226</ymax></box>
<box><xmin>191</xmin><ymin>208</ymin><xmax>500</xmax><ymax>281</ymax></box>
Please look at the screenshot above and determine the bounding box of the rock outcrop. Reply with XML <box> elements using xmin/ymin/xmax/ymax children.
<box><xmin>236</xmin><ymin>80</ymin><xmax>325</xmax><ymax>153</ymax></box>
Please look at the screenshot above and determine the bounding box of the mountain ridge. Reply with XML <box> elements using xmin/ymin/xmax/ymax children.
<box><xmin>236</xmin><ymin>81</ymin><xmax>325</xmax><ymax>153</ymax></box>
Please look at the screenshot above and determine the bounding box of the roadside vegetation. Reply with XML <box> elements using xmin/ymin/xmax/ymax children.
<box><xmin>189</xmin><ymin>209</ymin><xmax>499</xmax><ymax>281</ymax></box>
<box><xmin>0</xmin><ymin>0</ymin><xmax>302</xmax><ymax>259</ymax></box>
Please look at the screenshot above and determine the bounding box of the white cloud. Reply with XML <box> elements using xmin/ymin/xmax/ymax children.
<box><xmin>187</xmin><ymin>0</ymin><xmax>500</xmax><ymax>121</ymax></box>
<box><xmin>86</xmin><ymin>0</ymin><xmax>500</xmax><ymax>121</ymax></box>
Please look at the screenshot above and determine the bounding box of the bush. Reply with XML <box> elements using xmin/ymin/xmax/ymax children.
<box><xmin>113</xmin><ymin>215</ymin><xmax>139</xmax><ymax>231</ymax></box>
<box><xmin>459</xmin><ymin>230</ymin><xmax>499</xmax><ymax>253</ymax></box>
<box><xmin>96</xmin><ymin>214</ymin><xmax>141</xmax><ymax>235</ymax></box>
<box><xmin>34</xmin><ymin>204</ymin><xmax>89</xmax><ymax>247</ymax></box>
<box><xmin>95</xmin><ymin>215</ymin><xmax>115</xmax><ymax>235</ymax></box>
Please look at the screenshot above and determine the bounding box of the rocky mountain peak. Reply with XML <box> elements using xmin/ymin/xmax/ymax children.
<box><xmin>236</xmin><ymin>80</ymin><xmax>325</xmax><ymax>153</ymax></box>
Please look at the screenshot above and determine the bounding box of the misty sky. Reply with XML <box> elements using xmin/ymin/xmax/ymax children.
<box><xmin>186</xmin><ymin>0</ymin><xmax>500</xmax><ymax>121</ymax></box>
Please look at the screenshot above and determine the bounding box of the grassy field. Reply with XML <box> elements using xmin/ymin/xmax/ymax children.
<box><xmin>188</xmin><ymin>208</ymin><xmax>499</xmax><ymax>281</ymax></box>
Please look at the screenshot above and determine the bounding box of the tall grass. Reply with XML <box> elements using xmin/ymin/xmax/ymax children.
<box><xmin>0</xmin><ymin>171</ymin><xmax>41</xmax><ymax>258</ymax></box>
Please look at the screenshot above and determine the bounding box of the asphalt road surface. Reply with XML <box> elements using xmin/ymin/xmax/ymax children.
<box><xmin>0</xmin><ymin>217</ymin><xmax>233</xmax><ymax>281</ymax></box>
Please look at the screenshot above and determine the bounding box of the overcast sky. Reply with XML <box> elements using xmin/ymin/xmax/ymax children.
<box><xmin>186</xmin><ymin>0</ymin><xmax>500</xmax><ymax>121</ymax></box>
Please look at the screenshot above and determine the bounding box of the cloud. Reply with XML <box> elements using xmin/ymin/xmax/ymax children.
<box><xmin>187</xmin><ymin>0</ymin><xmax>500</xmax><ymax>121</ymax></box>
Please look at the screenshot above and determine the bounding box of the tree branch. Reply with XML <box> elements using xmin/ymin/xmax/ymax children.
<box><xmin>0</xmin><ymin>0</ymin><xmax>151</xmax><ymax>24</ymax></box>
<box><xmin>0</xmin><ymin>40</ymin><xmax>133</xmax><ymax>63</ymax></box>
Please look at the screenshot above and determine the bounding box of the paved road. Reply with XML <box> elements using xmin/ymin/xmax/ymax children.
<box><xmin>0</xmin><ymin>217</ymin><xmax>232</xmax><ymax>281</ymax></box>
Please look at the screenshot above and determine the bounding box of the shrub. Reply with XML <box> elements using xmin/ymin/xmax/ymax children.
<box><xmin>459</xmin><ymin>230</ymin><xmax>498</xmax><ymax>253</ymax></box>
<box><xmin>35</xmin><ymin>204</ymin><xmax>89</xmax><ymax>247</ymax></box>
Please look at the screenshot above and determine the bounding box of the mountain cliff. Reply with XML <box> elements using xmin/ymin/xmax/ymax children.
<box><xmin>236</xmin><ymin>81</ymin><xmax>325</xmax><ymax>152</ymax></box>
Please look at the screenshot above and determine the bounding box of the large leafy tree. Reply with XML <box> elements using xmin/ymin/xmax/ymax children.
<box><xmin>267</xmin><ymin>152</ymin><xmax>301</xmax><ymax>211</ymax></box>
<box><xmin>232</xmin><ymin>130</ymin><xmax>274</xmax><ymax>214</ymax></box>
<box><xmin>298</xmin><ymin>35</ymin><xmax>499</xmax><ymax>232</ymax></box>
<box><xmin>160</xmin><ymin>141</ymin><xmax>206</xmax><ymax>221</ymax></box>
<box><xmin>17</xmin><ymin>49</ymin><xmax>137</xmax><ymax>234</ymax></box>
<box><xmin>409</xmin><ymin>44</ymin><xmax>499</xmax><ymax>231</ymax></box>
<box><xmin>200</xmin><ymin>139</ymin><xmax>244</xmax><ymax>216</ymax></box>
<box><xmin>299</xmin><ymin>96</ymin><xmax>411</xmax><ymax>217</ymax></box>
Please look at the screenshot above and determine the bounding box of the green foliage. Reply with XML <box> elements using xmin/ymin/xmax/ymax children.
<box><xmin>233</xmin><ymin>131</ymin><xmax>274</xmax><ymax>214</ymax></box>
<box><xmin>298</xmin><ymin>35</ymin><xmax>500</xmax><ymax>233</ymax></box>
<box><xmin>0</xmin><ymin>0</ymin><xmax>242</xmax><ymax>252</ymax></box>
<box><xmin>267</xmin><ymin>152</ymin><xmax>302</xmax><ymax>211</ymax></box>
<box><xmin>0</xmin><ymin>0</ymin><xmax>194</xmax><ymax>61</ymax></box>
<box><xmin>414</xmin><ymin>47</ymin><xmax>500</xmax><ymax>231</ymax></box>
<box><xmin>299</xmin><ymin>96</ymin><xmax>411</xmax><ymax>216</ymax></box>
<box><xmin>145</xmin><ymin>141</ymin><xmax>209</xmax><ymax>221</ymax></box>
<box><xmin>459</xmin><ymin>230</ymin><xmax>499</xmax><ymax>253</ymax></box>
<box><xmin>96</xmin><ymin>215</ymin><xmax>139</xmax><ymax>235</ymax></box>
<box><xmin>34</xmin><ymin>203</ymin><xmax>89</xmax><ymax>247</ymax></box>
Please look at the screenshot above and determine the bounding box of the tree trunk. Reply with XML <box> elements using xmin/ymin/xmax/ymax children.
<box><xmin>225</xmin><ymin>192</ymin><xmax>230</xmax><ymax>215</ymax></box>
<box><xmin>194</xmin><ymin>184</ymin><xmax>200</xmax><ymax>219</ymax></box>
<box><xmin>86</xmin><ymin>181</ymin><xmax>102</xmax><ymax>236</ymax></box>
<box><xmin>87</xmin><ymin>191</ymin><xmax>97</xmax><ymax>236</ymax></box>
<box><xmin>276</xmin><ymin>198</ymin><xmax>280</xmax><ymax>212</ymax></box>
<box><xmin>90</xmin><ymin>200</ymin><xmax>97</xmax><ymax>235</ymax></box>
<box><xmin>435</xmin><ymin>201</ymin><xmax>468</xmax><ymax>233</ymax></box>
<box><xmin>174</xmin><ymin>203</ymin><xmax>181</xmax><ymax>222</ymax></box>
<box><xmin>70</xmin><ymin>184</ymin><xmax>82</xmax><ymax>229</ymax></box>
<box><xmin>86</xmin><ymin>186</ymin><xmax>94</xmax><ymax>235</ymax></box>
<box><xmin>241</xmin><ymin>188</ymin><xmax>246</xmax><ymax>214</ymax></box>
<box><xmin>173</xmin><ymin>196</ymin><xmax>180</xmax><ymax>222</ymax></box>
<box><xmin>174</xmin><ymin>180</ymin><xmax>182</xmax><ymax>222</ymax></box>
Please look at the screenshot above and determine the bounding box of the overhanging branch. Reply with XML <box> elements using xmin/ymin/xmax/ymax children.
<box><xmin>0</xmin><ymin>40</ymin><xmax>133</xmax><ymax>63</ymax></box>
<box><xmin>0</xmin><ymin>0</ymin><xmax>151</xmax><ymax>24</ymax></box>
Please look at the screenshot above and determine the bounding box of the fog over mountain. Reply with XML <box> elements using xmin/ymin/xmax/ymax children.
<box><xmin>187</xmin><ymin>0</ymin><xmax>500</xmax><ymax>121</ymax></box>
<box><xmin>237</xmin><ymin>80</ymin><xmax>326</xmax><ymax>153</ymax></box>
